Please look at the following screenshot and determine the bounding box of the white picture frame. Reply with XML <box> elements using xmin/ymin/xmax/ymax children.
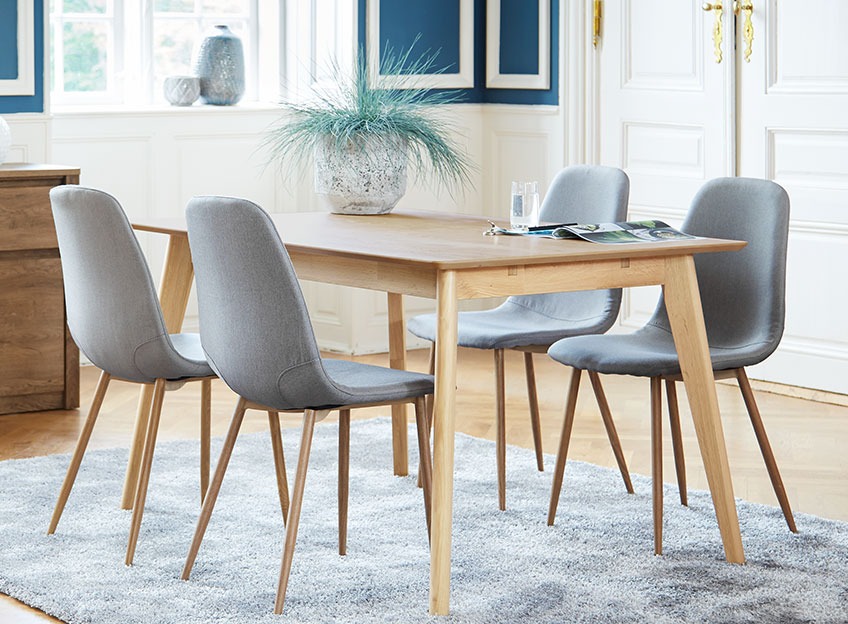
<box><xmin>367</xmin><ymin>0</ymin><xmax>474</xmax><ymax>90</ymax></box>
<box><xmin>486</xmin><ymin>0</ymin><xmax>550</xmax><ymax>90</ymax></box>
<box><xmin>0</xmin><ymin>0</ymin><xmax>35</xmax><ymax>96</ymax></box>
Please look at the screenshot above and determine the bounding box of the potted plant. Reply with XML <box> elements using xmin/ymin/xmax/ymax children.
<box><xmin>264</xmin><ymin>47</ymin><xmax>473</xmax><ymax>215</ymax></box>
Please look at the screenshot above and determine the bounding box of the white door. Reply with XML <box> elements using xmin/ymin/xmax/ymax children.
<box><xmin>736</xmin><ymin>0</ymin><xmax>848</xmax><ymax>393</ymax></box>
<box><xmin>597</xmin><ymin>0</ymin><xmax>848</xmax><ymax>393</ymax></box>
<box><xmin>595</xmin><ymin>0</ymin><xmax>734</xmax><ymax>329</ymax></box>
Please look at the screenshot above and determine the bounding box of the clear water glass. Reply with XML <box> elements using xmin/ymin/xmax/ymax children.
<box><xmin>510</xmin><ymin>180</ymin><xmax>540</xmax><ymax>230</ymax></box>
<box><xmin>510</xmin><ymin>180</ymin><xmax>528</xmax><ymax>230</ymax></box>
<box><xmin>524</xmin><ymin>181</ymin><xmax>540</xmax><ymax>228</ymax></box>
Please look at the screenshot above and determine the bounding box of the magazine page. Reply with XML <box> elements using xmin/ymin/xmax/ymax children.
<box><xmin>485</xmin><ymin>219</ymin><xmax>695</xmax><ymax>243</ymax></box>
<box><xmin>485</xmin><ymin>222</ymin><xmax>579</xmax><ymax>238</ymax></box>
<box><xmin>559</xmin><ymin>220</ymin><xmax>695</xmax><ymax>244</ymax></box>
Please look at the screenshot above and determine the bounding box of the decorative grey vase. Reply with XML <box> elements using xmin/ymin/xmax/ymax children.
<box><xmin>314</xmin><ymin>135</ymin><xmax>408</xmax><ymax>215</ymax></box>
<box><xmin>194</xmin><ymin>25</ymin><xmax>245</xmax><ymax>105</ymax></box>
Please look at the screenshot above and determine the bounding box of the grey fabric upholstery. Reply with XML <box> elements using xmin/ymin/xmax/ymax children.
<box><xmin>49</xmin><ymin>186</ymin><xmax>213</xmax><ymax>383</ymax></box>
<box><xmin>547</xmin><ymin>177</ymin><xmax>791</xmax><ymax>377</ymax></box>
<box><xmin>185</xmin><ymin>196</ymin><xmax>434</xmax><ymax>411</ymax></box>
<box><xmin>407</xmin><ymin>165</ymin><xmax>629</xmax><ymax>349</ymax></box>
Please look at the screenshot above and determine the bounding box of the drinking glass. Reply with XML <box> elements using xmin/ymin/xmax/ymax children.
<box><xmin>523</xmin><ymin>181</ymin><xmax>540</xmax><ymax>228</ymax></box>
<box><xmin>510</xmin><ymin>180</ymin><xmax>528</xmax><ymax>230</ymax></box>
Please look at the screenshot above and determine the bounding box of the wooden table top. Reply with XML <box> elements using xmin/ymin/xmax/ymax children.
<box><xmin>133</xmin><ymin>209</ymin><xmax>746</xmax><ymax>270</ymax></box>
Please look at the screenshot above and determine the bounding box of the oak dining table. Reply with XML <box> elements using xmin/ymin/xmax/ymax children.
<box><xmin>127</xmin><ymin>207</ymin><xmax>747</xmax><ymax>615</ymax></box>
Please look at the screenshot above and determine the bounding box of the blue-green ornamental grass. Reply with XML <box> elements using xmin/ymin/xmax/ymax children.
<box><xmin>264</xmin><ymin>44</ymin><xmax>475</xmax><ymax>196</ymax></box>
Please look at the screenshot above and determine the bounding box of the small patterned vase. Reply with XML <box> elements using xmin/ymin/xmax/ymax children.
<box><xmin>194</xmin><ymin>25</ymin><xmax>245</xmax><ymax>105</ymax></box>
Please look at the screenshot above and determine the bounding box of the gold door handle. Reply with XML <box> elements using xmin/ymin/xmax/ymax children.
<box><xmin>734</xmin><ymin>1</ymin><xmax>754</xmax><ymax>62</ymax></box>
<box><xmin>702</xmin><ymin>2</ymin><xmax>724</xmax><ymax>64</ymax></box>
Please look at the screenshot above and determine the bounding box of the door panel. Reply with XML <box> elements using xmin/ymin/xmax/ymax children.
<box><xmin>597</xmin><ymin>0</ymin><xmax>732</xmax><ymax>328</ymax></box>
<box><xmin>738</xmin><ymin>0</ymin><xmax>848</xmax><ymax>392</ymax></box>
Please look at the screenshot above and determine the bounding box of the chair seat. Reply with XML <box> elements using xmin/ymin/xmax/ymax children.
<box><xmin>133</xmin><ymin>332</ymin><xmax>215</xmax><ymax>381</ymax></box>
<box><xmin>262</xmin><ymin>359</ymin><xmax>434</xmax><ymax>411</ymax></box>
<box><xmin>547</xmin><ymin>324</ymin><xmax>777</xmax><ymax>378</ymax></box>
<box><xmin>408</xmin><ymin>299</ymin><xmax>615</xmax><ymax>350</ymax></box>
<box><xmin>321</xmin><ymin>359</ymin><xmax>434</xmax><ymax>404</ymax></box>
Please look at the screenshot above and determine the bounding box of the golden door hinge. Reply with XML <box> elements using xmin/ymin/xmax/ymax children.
<box><xmin>593</xmin><ymin>0</ymin><xmax>602</xmax><ymax>48</ymax></box>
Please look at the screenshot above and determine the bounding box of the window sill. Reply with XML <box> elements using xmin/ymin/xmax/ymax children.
<box><xmin>50</xmin><ymin>100</ymin><xmax>282</xmax><ymax>118</ymax></box>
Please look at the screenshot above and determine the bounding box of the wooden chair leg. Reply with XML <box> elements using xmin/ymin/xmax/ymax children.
<box><xmin>547</xmin><ymin>368</ymin><xmax>582</xmax><ymax>526</ymax></box>
<box><xmin>494</xmin><ymin>349</ymin><xmax>507</xmax><ymax>511</ymax></box>
<box><xmin>200</xmin><ymin>379</ymin><xmax>211</xmax><ymax>504</ymax></box>
<box><xmin>418</xmin><ymin>343</ymin><xmax>436</xmax><ymax>489</ymax></box>
<box><xmin>587</xmin><ymin>371</ymin><xmax>634</xmax><ymax>494</ymax></box>
<box><xmin>735</xmin><ymin>368</ymin><xmax>797</xmax><ymax>532</ymax></box>
<box><xmin>48</xmin><ymin>371</ymin><xmax>112</xmax><ymax>534</ymax></box>
<box><xmin>274</xmin><ymin>409</ymin><xmax>321</xmax><ymax>615</ymax></box>
<box><xmin>126</xmin><ymin>378</ymin><xmax>167</xmax><ymax>566</ymax></box>
<box><xmin>414</xmin><ymin>396</ymin><xmax>433</xmax><ymax>538</ymax></box>
<box><xmin>268</xmin><ymin>410</ymin><xmax>290</xmax><ymax>525</ymax></box>
<box><xmin>338</xmin><ymin>409</ymin><xmax>351</xmax><ymax>555</ymax></box>
<box><xmin>665</xmin><ymin>380</ymin><xmax>688</xmax><ymax>506</ymax></box>
<box><xmin>182</xmin><ymin>397</ymin><xmax>249</xmax><ymax>580</ymax></box>
<box><xmin>650</xmin><ymin>377</ymin><xmax>663</xmax><ymax>556</ymax></box>
<box><xmin>523</xmin><ymin>352</ymin><xmax>545</xmax><ymax>472</ymax></box>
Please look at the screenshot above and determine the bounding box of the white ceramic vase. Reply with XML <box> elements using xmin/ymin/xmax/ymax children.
<box><xmin>314</xmin><ymin>134</ymin><xmax>408</xmax><ymax>215</ymax></box>
<box><xmin>163</xmin><ymin>75</ymin><xmax>200</xmax><ymax>106</ymax></box>
<box><xmin>0</xmin><ymin>117</ymin><xmax>11</xmax><ymax>164</ymax></box>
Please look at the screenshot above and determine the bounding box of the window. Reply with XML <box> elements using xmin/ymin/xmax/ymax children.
<box><xmin>50</xmin><ymin>0</ymin><xmax>259</xmax><ymax>105</ymax></box>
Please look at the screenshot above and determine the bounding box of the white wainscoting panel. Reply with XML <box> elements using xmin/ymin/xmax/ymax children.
<box><xmin>2</xmin><ymin>114</ymin><xmax>50</xmax><ymax>164</ymax></box>
<box><xmin>46</xmin><ymin>102</ymin><xmax>568</xmax><ymax>356</ymax></box>
<box><xmin>51</xmin><ymin>106</ymin><xmax>286</xmax><ymax>336</ymax></box>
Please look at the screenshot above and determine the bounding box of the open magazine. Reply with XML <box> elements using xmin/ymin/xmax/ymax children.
<box><xmin>486</xmin><ymin>219</ymin><xmax>697</xmax><ymax>244</ymax></box>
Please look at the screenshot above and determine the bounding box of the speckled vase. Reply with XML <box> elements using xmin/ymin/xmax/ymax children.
<box><xmin>314</xmin><ymin>135</ymin><xmax>408</xmax><ymax>215</ymax></box>
<box><xmin>194</xmin><ymin>25</ymin><xmax>245</xmax><ymax>105</ymax></box>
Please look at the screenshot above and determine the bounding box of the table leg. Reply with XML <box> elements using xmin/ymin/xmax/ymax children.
<box><xmin>663</xmin><ymin>255</ymin><xmax>744</xmax><ymax>563</ymax></box>
<box><xmin>430</xmin><ymin>270</ymin><xmax>458</xmax><ymax>615</ymax></box>
<box><xmin>387</xmin><ymin>292</ymin><xmax>409</xmax><ymax>476</ymax></box>
<box><xmin>120</xmin><ymin>234</ymin><xmax>195</xmax><ymax>509</ymax></box>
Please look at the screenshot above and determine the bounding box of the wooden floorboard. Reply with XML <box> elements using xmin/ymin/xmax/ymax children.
<box><xmin>2</xmin><ymin>348</ymin><xmax>847</xmax><ymax>622</ymax></box>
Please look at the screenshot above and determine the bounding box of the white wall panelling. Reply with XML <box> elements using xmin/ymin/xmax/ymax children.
<box><xmin>2</xmin><ymin>114</ymin><xmax>50</xmax><ymax>163</ymax></box>
<box><xmin>50</xmin><ymin>106</ymin><xmax>287</xmax><ymax>335</ymax></box>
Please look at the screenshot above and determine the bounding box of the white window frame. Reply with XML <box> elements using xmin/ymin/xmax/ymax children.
<box><xmin>49</xmin><ymin>0</ymin><xmax>263</xmax><ymax>107</ymax></box>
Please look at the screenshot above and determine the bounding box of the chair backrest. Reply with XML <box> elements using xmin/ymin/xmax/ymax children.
<box><xmin>509</xmin><ymin>165</ymin><xmax>630</xmax><ymax>326</ymax></box>
<box><xmin>647</xmin><ymin>177</ymin><xmax>790</xmax><ymax>360</ymax></box>
<box><xmin>49</xmin><ymin>186</ymin><xmax>171</xmax><ymax>382</ymax></box>
<box><xmin>186</xmin><ymin>196</ymin><xmax>337</xmax><ymax>410</ymax></box>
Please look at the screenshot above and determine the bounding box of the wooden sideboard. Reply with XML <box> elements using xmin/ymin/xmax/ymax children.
<box><xmin>0</xmin><ymin>164</ymin><xmax>80</xmax><ymax>414</ymax></box>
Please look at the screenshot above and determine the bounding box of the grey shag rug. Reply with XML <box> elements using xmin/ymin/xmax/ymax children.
<box><xmin>0</xmin><ymin>417</ymin><xmax>846</xmax><ymax>623</ymax></box>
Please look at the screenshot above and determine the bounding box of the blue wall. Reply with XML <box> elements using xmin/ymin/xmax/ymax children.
<box><xmin>0</xmin><ymin>1</ymin><xmax>45</xmax><ymax>114</ymax></box>
<box><xmin>360</xmin><ymin>0</ymin><xmax>558</xmax><ymax>105</ymax></box>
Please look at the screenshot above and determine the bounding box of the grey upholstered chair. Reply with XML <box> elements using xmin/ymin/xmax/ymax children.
<box><xmin>407</xmin><ymin>165</ymin><xmax>631</xmax><ymax>510</ymax></box>
<box><xmin>46</xmin><ymin>186</ymin><xmax>264</xmax><ymax>568</ymax></box>
<box><xmin>546</xmin><ymin>177</ymin><xmax>797</xmax><ymax>554</ymax></box>
<box><xmin>179</xmin><ymin>196</ymin><xmax>435</xmax><ymax>615</ymax></box>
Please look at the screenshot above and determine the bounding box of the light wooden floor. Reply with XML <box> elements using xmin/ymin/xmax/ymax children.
<box><xmin>2</xmin><ymin>348</ymin><xmax>847</xmax><ymax>622</ymax></box>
